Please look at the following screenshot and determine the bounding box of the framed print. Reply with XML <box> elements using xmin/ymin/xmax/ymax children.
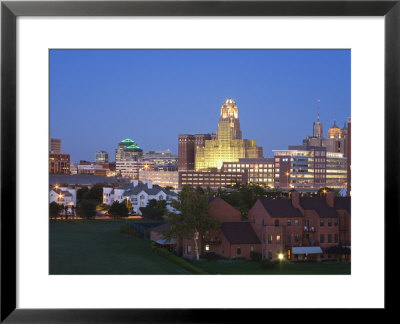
<box><xmin>1</xmin><ymin>0</ymin><xmax>398</xmax><ymax>322</ymax></box>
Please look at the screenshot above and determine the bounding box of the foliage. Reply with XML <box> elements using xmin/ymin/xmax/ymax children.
<box><xmin>250</xmin><ymin>251</ymin><xmax>262</xmax><ymax>262</ymax></box>
<box><xmin>49</xmin><ymin>202</ymin><xmax>62</xmax><ymax>219</ymax></box>
<box><xmin>139</xmin><ymin>199</ymin><xmax>167</xmax><ymax>220</ymax></box>
<box><xmin>77</xmin><ymin>186</ymin><xmax>89</xmax><ymax>202</ymax></box>
<box><xmin>84</xmin><ymin>183</ymin><xmax>105</xmax><ymax>204</ymax></box>
<box><xmin>201</xmin><ymin>252</ymin><xmax>219</xmax><ymax>261</ymax></box>
<box><xmin>108</xmin><ymin>201</ymin><xmax>129</xmax><ymax>218</ymax></box>
<box><xmin>317</xmin><ymin>187</ymin><xmax>341</xmax><ymax>197</ymax></box>
<box><xmin>77</xmin><ymin>200</ymin><xmax>97</xmax><ymax>219</ymax></box>
<box><xmin>162</xmin><ymin>185</ymin><xmax>221</xmax><ymax>261</ymax></box>
<box><xmin>324</xmin><ymin>245</ymin><xmax>351</xmax><ymax>256</ymax></box>
<box><xmin>260</xmin><ymin>259</ymin><xmax>275</xmax><ymax>270</ymax></box>
<box><xmin>216</xmin><ymin>183</ymin><xmax>287</xmax><ymax>220</ymax></box>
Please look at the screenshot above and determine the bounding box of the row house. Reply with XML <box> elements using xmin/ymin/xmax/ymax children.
<box><xmin>248</xmin><ymin>191</ymin><xmax>350</xmax><ymax>261</ymax></box>
<box><xmin>177</xmin><ymin>197</ymin><xmax>261</xmax><ymax>260</ymax></box>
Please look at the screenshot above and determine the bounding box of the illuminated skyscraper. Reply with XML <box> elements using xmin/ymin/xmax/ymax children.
<box><xmin>195</xmin><ymin>98</ymin><xmax>263</xmax><ymax>170</ymax></box>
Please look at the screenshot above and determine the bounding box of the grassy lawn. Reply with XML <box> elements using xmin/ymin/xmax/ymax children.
<box><xmin>50</xmin><ymin>219</ymin><xmax>190</xmax><ymax>274</ymax></box>
<box><xmin>192</xmin><ymin>259</ymin><xmax>351</xmax><ymax>275</ymax></box>
<box><xmin>50</xmin><ymin>219</ymin><xmax>350</xmax><ymax>275</ymax></box>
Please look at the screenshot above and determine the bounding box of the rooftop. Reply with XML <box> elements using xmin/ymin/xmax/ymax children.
<box><xmin>220</xmin><ymin>222</ymin><xmax>260</xmax><ymax>244</ymax></box>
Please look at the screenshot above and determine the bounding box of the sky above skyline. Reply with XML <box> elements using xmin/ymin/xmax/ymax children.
<box><xmin>50</xmin><ymin>49</ymin><xmax>351</xmax><ymax>163</ymax></box>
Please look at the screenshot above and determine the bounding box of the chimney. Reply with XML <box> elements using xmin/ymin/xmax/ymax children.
<box><xmin>130</xmin><ymin>180</ymin><xmax>138</xmax><ymax>187</ymax></box>
<box><xmin>291</xmin><ymin>190</ymin><xmax>300</xmax><ymax>208</ymax></box>
<box><xmin>326</xmin><ymin>192</ymin><xmax>335</xmax><ymax>207</ymax></box>
<box><xmin>145</xmin><ymin>180</ymin><xmax>153</xmax><ymax>189</ymax></box>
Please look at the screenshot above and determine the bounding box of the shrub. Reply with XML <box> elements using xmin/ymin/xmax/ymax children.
<box><xmin>202</xmin><ymin>252</ymin><xmax>219</xmax><ymax>261</ymax></box>
<box><xmin>250</xmin><ymin>251</ymin><xmax>262</xmax><ymax>262</ymax></box>
<box><xmin>260</xmin><ymin>259</ymin><xmax>275</xmax><ymax>270</ymax></box>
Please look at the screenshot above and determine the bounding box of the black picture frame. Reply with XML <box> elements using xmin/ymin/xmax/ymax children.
<box><xmin>1</xmin><ymin>0</ymin><xmax>398</xmax><ymax>322</ymax></box>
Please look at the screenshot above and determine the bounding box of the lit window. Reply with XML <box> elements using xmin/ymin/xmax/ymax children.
<box><xmin>205</xmin><ymin>244</ymin><xmax>210</xmax><ymax>251</ymax></box>
<box><xmin>237</xmin><ymin>246</ymin><xmax>241</xmax><ymax>255</ymax></box>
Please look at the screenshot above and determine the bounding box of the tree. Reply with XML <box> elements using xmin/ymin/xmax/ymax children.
<box><xmin>317</xmin><ymin>187</ymin><xmax>340</xmax><ymax>197</ymax></box>
<box><xmin>84</xmin><ymin>183</ymin><xmax>105</xmax><ymax>204</ymax></box>
<box><xmin>78</xmin><ymin>200</ymin><xmax>96</xmax><ymax>219</ymax></box>
<box><xmin>139</xmin><ymin>199</ymin><xmax>167</xmax><ymax>220</ymax></box>
<box><xmin>108</xmin><ymin>201</ymin><xmax>129</xmax><ymax>218</ymax></box>
<box><xmin>162</xmin><ymin>185</ymin><xmax>220</xmax><ymax>261</ymax></box>
<box><xmin>49</xmin><ymin>202</ymin><xmax>61</xmax><ymax>219</ymax></box>
<box><xmin>77</xmin><ymin>186</ymin><xmax>89</xmax><ymax>202</ymax></box>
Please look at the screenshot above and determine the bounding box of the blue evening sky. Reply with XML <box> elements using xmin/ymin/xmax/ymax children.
<box><xmin>50</xmin><ymin>49</ymin><xmax>350</xmax><ymax>163</ymax></box>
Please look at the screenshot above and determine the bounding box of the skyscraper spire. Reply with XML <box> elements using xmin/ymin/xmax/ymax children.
<box><xmin>313</xmin><ymin>99</ymin><xmax>323</xmax><ymax>138</ymax></box>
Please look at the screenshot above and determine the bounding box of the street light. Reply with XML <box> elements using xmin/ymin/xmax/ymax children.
<box><xmin>278</xmin><ymin>252</ymin><xmax>284</xmax><ymax>261</ymax></box>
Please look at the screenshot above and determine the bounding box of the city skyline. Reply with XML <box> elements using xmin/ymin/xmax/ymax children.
<box><xmin>50</xmin><ymin>49</ymin><xmax>350</xmax><ymax>162</ymax></box>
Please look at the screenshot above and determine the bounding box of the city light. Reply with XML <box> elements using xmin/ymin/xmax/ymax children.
<box><xmin>278</xmin><ymin>253</ymin><xmax>284</xmax><ymax>261</ymax></box>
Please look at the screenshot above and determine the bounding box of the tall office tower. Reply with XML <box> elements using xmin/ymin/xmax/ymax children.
<box><xmin>313</xmin><ymin>112</ymin><xmax>323</xmax><ymax>138</ymax></box>
<box><xmin>195</xmin><ymin>98</ymin><xmax>263</xmax><ymax>170</ymax></box>
<box><xmin>115</xmin><ymin>138</ymin><xmax>143</xmax><ymax>162</ymax></box>
<box><xmin>346</xmin><ymin>117</ymin><xmax>351</xmax><ymax>196</ymax></box>
<box><xmin>50</xmin><ymin>137</ymin><xmax>62</xmax><ymax>154</ymax></box>
<box><xmin>94</xmin><ymin>151</ymin><xmax>109</xmax><ymax>163</ymax></box>
<box><xmin>178</xmin><ymin>134</ymin><xmax>195</xmax><ymax>171</ymax></box>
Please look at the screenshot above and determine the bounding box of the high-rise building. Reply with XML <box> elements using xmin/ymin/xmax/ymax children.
<box><xmin>195</xmin><ymin>98</ymin><xmax>263</xmax><ymax>170</ymax></box>
<box><xmin>313</xmin><ymin>113</ymin><xmax>323</xmax><ymax>138</ymax></box>
<box><xmin>346</xmin><ymin>117</ymin><xmax>351</xmax><ymax>196</ymax></box>
<box><xmin>115</xmin><ymin>138</ymin><xmax>144</xmax><ymax>178</ymax></box>
<box><xmin>94</xmin><ymin>151</ymin><xmax>109</xmax><ymax>163</ymax></box>
<box><xmin>49</xmin><ymin>154</ymin><xmax>70</xmax><ymax>174</ymax></box>
<box><xmin>50</xmin><ymin>137</ymin><xmax>62</xmax><ymax>154</ymax></box>
<box><xmin>273</xmin><ymin>145</ymin><xmax>347</xmax><ymax>190</ymax></box>
<box><xmin>143</xmin><ymin>149</ymin><xmax>178</xmax><ymax>171</ymax></box>
<box><xmin>178</xmin><ymin>134</ymin><xmax>195</xmax><ymax>171</ymax></box>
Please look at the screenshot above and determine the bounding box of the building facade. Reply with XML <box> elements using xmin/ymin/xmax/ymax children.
<box><xmin>248</xmin><ymin>191</ymin><xmax>351</xmax><ymax>261</ymax></box>
<box><xmin>222</xmin><ymin>158</ymin><xmax>275</xmax><ymax>187</ymax></box>
<box><xmin>195</xmin><ymin>98</ymin><xmax>263</xmax><ymax>170</ymax></box>
<box><xmin>139</xmin><ymin>170</ymin><xmax>179</xmax><ymax>189</ymax></box>
<box><xmin>50</xmin><ymin>137</ymin><xmax>61</xmax><ymax>154</ymax></box>
<box><xmin>103</xmin><ymin>180</ymin><xmax>178</xmax><ymax>215</ymax></box>
<box><xmin>178</xmin><ymin>170</ymin><xmax>248</xmax><ymax>189</ymax></box>
<box><xmin>115</xmin><ymin>138</ymin><xmax>144</xmax><ymax>178</ymax></box>
<box><xmin>49</xmin><ymin>154</ymin><xmax>70</xmax><ymax>174</ymax></box>
<box><xmin>94</xmin><ymin>151</ymin><xmax>109</xmax><ymax>163</ymax></box>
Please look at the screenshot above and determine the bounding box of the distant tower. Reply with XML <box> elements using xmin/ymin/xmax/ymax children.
<box><xmin>313</xmin><ymin>100</ymin><xmax>323</xmax><ymax>138</ymax></box>
<box><xmin>328</xmin><ymin>120</ymin><xmax>342</xmax><ymax>139</ymax></box>
<box><xmin>178</xmin><ymin>134</ymin><xmax>195</xmax><ymax>171</ymax></box>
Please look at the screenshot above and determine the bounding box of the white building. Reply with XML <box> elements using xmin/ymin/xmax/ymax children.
<box><xmin>103</xmin><ymin>180</ymin><xmax>178</xmax><ymax>215</ymax></box>
<box><xmin>49</xmin><ymin>187</ymin><xmax>77</xmax><ymax>216</ymax></box>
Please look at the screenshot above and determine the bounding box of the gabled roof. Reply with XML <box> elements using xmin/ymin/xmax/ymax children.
<box><xmin>151</xmin><ymin>223</ymin><xmax>171</xmax><ymax>232</ymax></box>
<box><xmin>118</xmin><ymin>182</ymin><xmax>178</xmax><ymax>197</ymax></box>
<box><xmin>334</xmin><ymin>197</ymin><xmax>351</xmax><ymax>214</ymax></box>
<box><xmin>259</xmin><ymin>199</ymin><xmax>303</xmax><ymax>218</ymax></box>
<box><xmin>300</xmin><ymin>197</ymin><xmax>338</xmax><ymax>218</ymax></box>
<box><xmin>221</xmin><ymin>222</ymin><xmax>260</xmax><ymax>244</ymax></box>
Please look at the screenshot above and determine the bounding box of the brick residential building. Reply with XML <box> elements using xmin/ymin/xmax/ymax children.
<box><xmin>49</xmin><ymin>153</ymin><xmax>70</xmax><ymax>174</ymax></box>
<box><xmin>177</xmin><ymin>197</ymin><xmax>261</xmax><ymax>260</ymax></box>
<box><xmin>248</xmin><ymin>191</ymin><xmax>350</xmax><ymax>261</ymax></box>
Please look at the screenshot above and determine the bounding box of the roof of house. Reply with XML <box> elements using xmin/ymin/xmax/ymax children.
<box><xmin>300</xmin><ymin>197</ymin><xmax>338</xmax><ymax>218</ymax></box>
<box><xmin>151</xmin><ymin>223</ymin><xmax>171</xmax><ymax>232</ymax></box>
<box><xmin>334</xmin><ymin>197</ymin><xmax>351</xmax><ymax>214</ymax></box>
<box><xmin>118</xmin><ymin>182</ymin><xmax>178</xmax><ymax>197</ymax></box>
<box><xmin>220</xmin><ymin>222</ymin><xmax>260</xmax><ymax>244</ymax></box>
<box><xmin>259</xmin><ymin>199</ymin><xmax>303</xmax><ymax>218</ymax></box>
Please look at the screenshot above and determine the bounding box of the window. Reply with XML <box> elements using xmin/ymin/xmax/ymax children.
<box><xmin>205</xmin><ymin>244</ymin><xmax>210</xmax><ymax>251</ymax></box>
<box><xmin>328</xmin><ymin>234</ymin><xmax>332</xmax><ymax>243</ymax></box>
<box><xmin>237</xmin><ymin>246</ymin><xmax>241</xmax><ymax>255</ymax></box>
<box><xmin>263</xmin><ymin>234</ymin><xmax>266</xmax><ymax>243</ymax></box>
<box><xmin>268</xmin><ymin>235</ymin><xmax>273</xmax><ymax>244</ymax></box>
<box><xmin>268</xmin><ymin>250</ymin><xmax>273</xmax><ymax>260</ymax></box>
<box><xmin>328</xmin><ymin>220</ymin><xmax>332</xmax><ymax>227</ymax></box>
<box><xmin>187</xmin><ymin>245</ymin><xmax>192</xmax><ymax>254</ymax></box>
<box><xmin>334</xmin><ymin>220</ymin><xmax>338</xmax><ymax>227</ymax></box>
<box><xmin>294</xmin><ymin>234</ymin><xmax>299</xmax><ymax>242</ymax></box>
<box><xmin>320</xmin><ymin>234</ymin><xmax>325</xmax><ymax>243</ymax></box>
<box><xmin>335</xmin><ymin>234</ymin><xmax>338</xmax><ymax>243</ymax></box>
<box><xmin>287</xmin><ymin>235</ymin><xmax>291</xmax><ymax>244</ymax></box>
<box><xmin>294</xmin><ymin>220</ymin><xmax>299</xmax><ymax>226</ymax></box>
<box><xmin>320</xmin><ymin>220</ymin><xmax>325</xmax><ymax>227</ymax></box>
<box><xmin>287</xmin><ymin>219</ymin><xmax>291</xmax><ymax>226</ymax></box>
<box><xmin>274</xmin><ymin>220</ymin><xmax>279</xmax><ymax>227</ymax></box>
<box><xmin>250</xmin><ymin>245</ymin><xmax>254</xmax><ymax>252</ymax></box>
<box><xmin>276</xmin><ymin>235</ymin><xmax>281</xmax><ymax>244</ymax></box>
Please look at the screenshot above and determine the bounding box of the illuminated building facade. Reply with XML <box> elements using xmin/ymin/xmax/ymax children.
<box><xmin>115</xmin><ymin>139</ymin><xmax>143</xmax><ymax>162</ymax></box>
<box><xmin>139</xmin><ymin>170</ymin><xmax>179</xmax><ymax>189</ymax></box>
<box><xmin>178</xmin><ymin>170</ymin><xmax>248</xmax><ymax>189</ymax></box>
<box><xmin>94</xmin><ymin>150</ymin><xmax>109</xmax><ymax>163</ymax></box>
<box><xmin>273</xmin><ymin>145</ymin><xmax>347</xmax><ymax>190</ymax></box>
<box><xmin>49</xmin><ymin>154</ymin><xmax>70</xmax><ymax>174</ymax></box>
<box><xmin>143</xmin><ymin>149</ymin><xmax>178</xmax><ymax>171</ymax></box>
<box><xmin>222</xmin><ymin>158</ymin><xmax>275</xmax><ymax>187</ymax></box>
<box><xmin>195</xmin><ymin>98</ymin><xmax>263</xmax><ymax>170</ymax></box>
